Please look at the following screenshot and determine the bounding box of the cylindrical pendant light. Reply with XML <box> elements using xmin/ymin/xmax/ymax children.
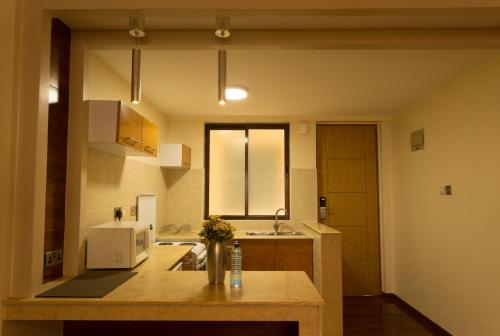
<box><xmin>129</xmin><ymin>17</ymin><xmax>145</xmax><ymax>105</ymax></box>
<box><xmin>218</xmin><ymin>49</ymin><xmax>227</xmax><ymax>106</ymax></box>
<box><xmin>215</xmin><ymin>17</ymin><xmax>230</xmax><ymax>106</ymax></box>
<box><xmin>131</xmin><ymin>48</ymin><xmax>141</xmax><ymax>104</ymax></box>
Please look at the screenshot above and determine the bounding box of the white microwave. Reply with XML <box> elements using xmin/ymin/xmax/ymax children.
<box><xmin>86</xmin><ymin>221</ymin><xmax>150</xmax><ymax>269</ymax></box>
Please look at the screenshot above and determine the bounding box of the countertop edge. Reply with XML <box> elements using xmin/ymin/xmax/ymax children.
<box><xmin>302</xmin><ymin>222</ymin><xmax>341</xmax><ymax>235</ymax></box>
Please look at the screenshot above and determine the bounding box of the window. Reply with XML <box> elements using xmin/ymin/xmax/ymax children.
<box><xmin>205</xmin><ymin>124</ymin><xmax>290</xmax><ymax>220</ymax></box>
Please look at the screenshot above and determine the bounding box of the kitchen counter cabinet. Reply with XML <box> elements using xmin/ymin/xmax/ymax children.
<box><xmin>226</xmin><ymin>239</ymin><xmax>314</xmax><ymax>281</ymax></box>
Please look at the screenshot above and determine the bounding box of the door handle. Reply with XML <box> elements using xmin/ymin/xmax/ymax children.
<box><xmin>123</xmin><ymin>136</ymin><xmax>142</xmax><ymax>146</ymax></box>
<box><xmin>144</xmin><ymin>146</ymin><xmax>157</xmax><ymax>154</ymax></box>
<box><xmin>319</xmin><ymin>196</ymin><xmax>327</xmax><ymax>220</ymax></box>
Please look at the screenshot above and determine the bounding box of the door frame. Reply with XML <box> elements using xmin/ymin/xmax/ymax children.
<box><xmin>316</xmin><ymin>121</ymin><xmax>392</xmax><ymax>294</ymax></box>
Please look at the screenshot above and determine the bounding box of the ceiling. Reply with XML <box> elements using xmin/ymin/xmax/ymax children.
<box><xmin>94</xmin><ymin>49</ymin><xmax>499</xmax><ymax>116</ymax></box>
<box><xmin>60</xmin><ymin>10</ymin><xmax>500</xmax><ymax>30</ymax></box>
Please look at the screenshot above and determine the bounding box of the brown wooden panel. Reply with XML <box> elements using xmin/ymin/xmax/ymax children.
<box><xmin>328</xmin><ymin>193</ymin><xmax>366</xmax><ymax>227</ymax></box>
<box><xmin>334</xmin><ymin>226</ymin><xmax>368</xmax><ymax>261</ymax></box>
<box><xmin>182</xmin><ymin>144</ymin><xmax>191</xmax><ymax>167</ymax></box>
<box><xmin>275</xmin><ymin>254</ymin><xmax>313</xmax><ymax>281</ymax></box>
<box><xmin>327</xmin><ymin>158</ymin><xmax>366</xmax><ymax>193</ymax></box>
<box><xmin>43</xmin><ymin>18</ymin><xmax>71</xmax><ymax>283</ymax></box>
<box><xmin>316</xmin><ymin>126</ymin><xmax>328</xmax><ymax>224</ymax></box>
<box><xmin>117</xmin><ymin>102</ymin><xmax>142</xmax><ymax>151</ymax></box>
<box><xmin>342</xmin><ymin>260</ymin><xmax>369</xmax><ymax>296</ymax></box>
<box><xmin>326</xmin><ymin>125</ymin><xmax>366</xmax><ymax>158</ymax></box>
<box><xmin>317</xmin><ymin>124</ymin><xmax>381</xmax><ymax>295</ymax></box>
<box><xmin>275</xmin><ymin>239</ymin><xmax>312</xmax><ymax>255</ymax></box>
<box><xmin>141</xmin><ymin>117</ymin><xmax>158</xmax><ymax>156</ymax></box>
<box><xmin>226</xmin><ymin>240</ymin><xmax>275</xmax><ymax>271</ymax></box>
<box><xmin>364</xmin><ymin>125</ymin><xmax>382</xmax><ymax>295</ymax></box>
<box><xmin>240</xmin><ymin>240</ymin><xmax>275</xmax><ymax>270</ymax></box>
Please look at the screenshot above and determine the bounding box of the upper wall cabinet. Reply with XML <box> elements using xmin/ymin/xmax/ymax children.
<box><xmin>141</xmin><ymin>117</ymin><xmax>159</xmax><ymax>156</ymax></box>
<box><xmin>117</xmin><ymin>103</ymin><xmax>142</xmax><ymax>151</ymax></box>
<box><xmin>159</xmin><ymin>144</ymin><xmax>191</xmax><ymax>169</ymax></box>
<box><xmin>87</xmin><ymin>100</ymin><xmax>158</xmax><ymax>157</ymax></box>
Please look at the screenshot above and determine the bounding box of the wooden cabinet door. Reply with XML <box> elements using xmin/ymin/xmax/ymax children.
<box><xmin>117</xmin><ymin>102</ymin><xmax>142</xmax><ymax>151</ymax></box>
<box><xmin>226</xmin><ymin>239</ymin><xmax>313</xmax><ymax>281</ymax></box>
<box><xmin>141</xmin><ymin>117</ymin><xmax>158</xmax><ymax>156</ymax></box>
<box><xmin>275</xmin><ymin>254</ymin><xmax>313</xmax><ymax>281</ymax></box>
<box><xmin>275</xmin><ymin>240</ymin><xmax>313</xmax><ymax>281</ymax></box>
<box><xmin>226</xmin><ymin>240</ymin><xmax>275</xmax><ymax>271</ymax></box>
<box><xmin>241</xmin><ymin>240</ymin><xmax>275</xmax><ymax>271</ymax></box>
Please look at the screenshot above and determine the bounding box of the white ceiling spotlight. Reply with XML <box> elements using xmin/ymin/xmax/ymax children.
<box><xmin>226</xmin><ymin>86</ymin><xmax>248</xmax><ymax>101</ymax></box>
<box><xmin>129</xmin><ymin>17</ymin><xmax>146</xmax><ymax>105</ymax></box>
<box><xmin>215</xmin><ymin>17</ymin><xmax>231</xmax><ymax>106</ymax></box>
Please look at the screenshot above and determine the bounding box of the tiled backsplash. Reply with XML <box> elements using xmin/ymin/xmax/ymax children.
<box><xmin>86</xmin><ymin>148</ymin><xmax>168</xmax><ymax>232</ymax></box>
<box><xmin>158</xmin><ymin>168</ymin><xmax>317</xmax><ymax>233</ymax></box>
<box><xmin>86</xmin><ymin>149</ymin><xmax>317</xmax><ymax>234</ymax></box>
<box><xmin>163</xmin><ymin>169</ymin><xmax>204</xmax><ymax>230</ymax></box>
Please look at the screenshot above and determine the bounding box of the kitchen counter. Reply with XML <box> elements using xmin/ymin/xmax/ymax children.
<box><xmin>157</xmin><ymin>230</ymin><xmax>312</xmax><ymax>242</ymax></box>
<box><xmin>136</xmin><ymin>244</ymin><xmax>192</xmax><ymax>271</ymax></box>
<box><xmin>3</xmin><ymin>245</ymin><xmax>323</xmax><ymax>336</ymax></box>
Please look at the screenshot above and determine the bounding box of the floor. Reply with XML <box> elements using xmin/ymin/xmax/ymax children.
<box><xmin>343</xmin><ymin>296</ymin><xmax>445</xmax><ymax>336</ymax></box>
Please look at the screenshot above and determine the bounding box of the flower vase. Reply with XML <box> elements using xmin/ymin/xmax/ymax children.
<box><xmin>207</xmin><ymin>240</ymin><xmax>227</xmax><ymax>285</ymax></box>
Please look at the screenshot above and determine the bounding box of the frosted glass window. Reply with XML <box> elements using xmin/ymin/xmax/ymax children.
<box><xmin>208</xmin><ymin>130</ymin><xmax>246</xmax><ymax>216</ymax></box>
<box><xmin>206</xmin><ymin>124</ymin><xmax>289</xmax><ymax>219</ymax></box>
<box><xmin>248</xmin><ymin>129</ymin><xmax>285</xmax><ymax>215</ymax></box>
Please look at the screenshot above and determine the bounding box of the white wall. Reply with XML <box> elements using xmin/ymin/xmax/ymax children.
<box><xmin>392</xmin><ymin>54</ymin><xmax>500</xmax><ymax>335</ymax></box>
<box><xmin>167</xmin><ymin>118</ymin><xmax>316</xmax><ymax>169</ymax></box>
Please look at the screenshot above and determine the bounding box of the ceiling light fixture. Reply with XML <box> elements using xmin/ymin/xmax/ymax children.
<box><xmin>226</xmin><ymin>86</ymin><xmax>248</xmax><ymax>101</ymax></box>
<box><xmin>215</xmin><ymin>17</ymin><xmax>231</xmax><ymax>106</ymax></box>
<box><xmin>129</xmin><ymin>17</ymin><xmax>146</xmax><ymax>105</ymax></box>
<box><xmin>218</xmin><ymin>49</ymin><xmax>227</xmax><ymax>105</ymax></box>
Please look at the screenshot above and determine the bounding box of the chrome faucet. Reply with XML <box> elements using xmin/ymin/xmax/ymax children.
<box><xmin>274</xmin><ymin>208</ymin><xmax>287</xmax><ymax>235</ymax></box>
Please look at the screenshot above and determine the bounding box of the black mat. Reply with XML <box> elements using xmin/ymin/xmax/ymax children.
<box><xmin>36</xmin><ymin>270</ymin><xmax>137</xmax><ymax>298</ymax></box>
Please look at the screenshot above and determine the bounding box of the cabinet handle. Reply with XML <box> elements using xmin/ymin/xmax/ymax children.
<box><xmin>144</xmin><ymin>146</ymin><xmax>157</xmax><ymax>153</ymax></box>
<box><xmin>124</xmin><ymin>137</ymin><xmax>141</xmax><ymax>145</ymax></box>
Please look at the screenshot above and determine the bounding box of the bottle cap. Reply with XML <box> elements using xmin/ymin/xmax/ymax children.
<box><xmin>234</xmin><ymin>241</ymin><xmax>240</xmax><ymax>247</ymax></box>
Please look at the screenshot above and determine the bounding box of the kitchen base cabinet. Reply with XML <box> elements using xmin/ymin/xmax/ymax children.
<box><xmin>226</xmin><ymin>239</ymin><xmax>313</xmax><ymax>281</ymax></box>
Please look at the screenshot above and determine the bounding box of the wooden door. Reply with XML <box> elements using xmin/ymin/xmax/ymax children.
<box><xmin>117</xmin><ymin>102</ymin><xmax>142</xmax><ymax>151</ymax></box>
<box><xmin>317</xmin><ymin>125</ymin><xmax>381</xmax><ymax>295</ymax></box>
<box><xmin>141</xmin><ymin>117</ymin><xmax>158</xmax><ymax>156</ymax></box>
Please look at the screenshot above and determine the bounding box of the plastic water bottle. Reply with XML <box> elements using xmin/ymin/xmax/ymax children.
<box><xmin>230</xmin><ymin>241</ymin><xmax>242</xmax><ymax>288</ymax></box>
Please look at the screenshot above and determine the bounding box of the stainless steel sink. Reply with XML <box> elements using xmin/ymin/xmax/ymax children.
<box><xmin>246</xmin><ymin>231</ymin><xmax>305</xmax><ymax>236</ymax></box>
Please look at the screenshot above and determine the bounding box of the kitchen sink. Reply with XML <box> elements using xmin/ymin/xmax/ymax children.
<box><xmin>246</xmin><ymin>231</ymin><xmax>305</xmax><ymax>236</ymax></box>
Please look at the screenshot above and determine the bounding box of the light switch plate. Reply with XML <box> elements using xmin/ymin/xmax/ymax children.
<box><xmin>440</xmin><ymin>185</ymin><xmax>453</xmax><ymax>195</ymax></box>
<box><xmin>130</xmin><ymin>205</ymin><xmax>137</xmax><ymax>216</ymax></box>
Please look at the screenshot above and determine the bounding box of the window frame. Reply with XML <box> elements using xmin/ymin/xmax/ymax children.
<box><xmin>204</xmin><ymin>123</ymin><xmax>290</xmax><ymax>220</ymax></box>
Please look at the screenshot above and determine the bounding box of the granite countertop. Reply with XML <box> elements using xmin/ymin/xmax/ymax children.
<box><xmin>302</xmin><ymin>221</ymin><xmax>341</xmax><ymax>235</ymax></box>
<box><xmin>4</xmin><ymin>245</ymin><xmax>323</xmax><ymax>321</ymax></box>
<box><xmin>157</xmin><ymin>230</ymin><xmax>313</xmax><ymax>242</ymax></box>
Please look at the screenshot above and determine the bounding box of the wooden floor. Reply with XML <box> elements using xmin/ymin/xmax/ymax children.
<box><xmin>344</xmin><ymin>296</ymin><xmax>447</xmax><ymax>336</ymax></box>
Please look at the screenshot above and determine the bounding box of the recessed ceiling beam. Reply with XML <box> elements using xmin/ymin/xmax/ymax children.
<box><xmin>75</xmin><ymin>28</ymin><xmax>500</xmax><ymax>50</ymax></box>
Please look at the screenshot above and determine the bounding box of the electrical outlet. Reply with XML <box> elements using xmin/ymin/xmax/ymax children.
<box><xmin>130</xmin><ymin>205</ymin><xmax>137</xmax><ymax>216</ymax></box>
<box><xmin>44</xmin><ymin>249</ymin><xmax>63</xmax><ymax>268</ymax></box>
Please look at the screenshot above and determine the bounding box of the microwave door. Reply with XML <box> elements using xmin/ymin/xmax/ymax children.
<box><xmin>134</xmin><ymin>229</ymin><xmax>148</xmax><ymax>266</ymax></box>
